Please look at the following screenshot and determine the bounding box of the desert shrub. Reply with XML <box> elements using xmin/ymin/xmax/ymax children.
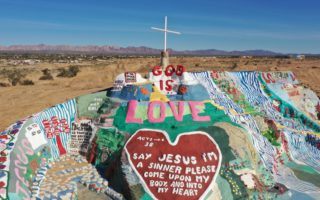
<box><xmin>0</xmin><ymin>82</ymin><xmax>10</xmax><ymax>87</ymax></box>
<box><xmin>39</xmin><ymin>68</ymin><xmax>53</xmax><ymax>80</ymax></box>
<box><xmin>57</xmin><ymin>68</ymin><xmax>66</xmax><ymax>77</ymax></box>
<box><xmin>57</xmin><ymin>66</ymin><xmax>80</xmax><ymax>78</ymax></box>
<box><xmin>20</xmin><ymin>79</ymin><xmax>34</xmax><ymax>85</ymax></box>
<box><xmin>231</xmin><ymin>62</ymin><xmax>238</xmax><ymax>70</ymax></box>
<box><xmin>6</xmin><ymin>69</ymin><xmax>26</xmax><ymax>86</ymax></box>
<box><xmin>69</xmin><ymin>65</ymin><xmax>80</xmax><ymax>75</ymax></box>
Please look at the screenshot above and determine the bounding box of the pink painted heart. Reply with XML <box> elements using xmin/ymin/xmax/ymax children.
<box><xmin>125</xmin><ymin>129</ymin><xmax>222</xmax><ymax>200</ymax></box>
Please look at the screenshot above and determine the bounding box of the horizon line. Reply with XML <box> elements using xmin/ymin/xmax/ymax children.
<box><xmin>0</xmin><ymin>44</ymin><xmax>315</xmax><ymax>55</ymax></box>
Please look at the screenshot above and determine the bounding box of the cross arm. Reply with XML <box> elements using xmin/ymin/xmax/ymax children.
<box><xmin>151</xmin><ymin>27</ymin><xmax>166</xmax><ymax>32</ymax></box>
<box><xmin>166</xmin><ymin>30</ymin><xmax>181</xmax><ymax>35</ymax></box>
<box><xmin>151</xmin><ymin>27</ymin><xmax>181</xmax><ymax>35</ymax></box>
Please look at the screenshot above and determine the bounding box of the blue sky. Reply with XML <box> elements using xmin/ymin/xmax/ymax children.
<box><xmin>0</xmin><ymin>0</ymin><xmax>319</xmax><ymax>53</ymax></box>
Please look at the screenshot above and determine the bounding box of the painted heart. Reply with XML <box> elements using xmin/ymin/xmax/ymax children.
<box><xmin>125</xmin><ymin>129</ymin><xmax>222</xmax><ymax>200</ymax></box>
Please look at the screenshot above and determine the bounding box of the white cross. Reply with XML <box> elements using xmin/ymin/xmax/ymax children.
<box><xmin>151</xmin><ymin>16</ymin><xmax>181</xmax><ymax>52</ymax></box>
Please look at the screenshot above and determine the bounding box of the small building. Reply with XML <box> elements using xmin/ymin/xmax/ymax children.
<box><xmin>296</xmin><ymin>55</ymin><xmax>305</xmax><ymax>60</ymax></box>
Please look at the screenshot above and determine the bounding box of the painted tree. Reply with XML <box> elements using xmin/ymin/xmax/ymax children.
<box><xmin>42</xmin><ymin>116</ymin><xmax>70</xmax><ymax>156</ymax></box>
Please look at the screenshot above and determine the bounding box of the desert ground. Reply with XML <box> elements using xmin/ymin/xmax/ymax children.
<box><xmin>0</xmin><ymin>55</ymin><xmax>319</xmax><ymax>130</ymax></box>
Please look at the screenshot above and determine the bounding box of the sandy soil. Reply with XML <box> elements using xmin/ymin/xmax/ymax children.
<box><xmin>0</xmin><ymin>56</ymin><xmax>319</xmax><ymax>130</ymax></box>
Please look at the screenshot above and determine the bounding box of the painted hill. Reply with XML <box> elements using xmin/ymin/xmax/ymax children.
<box><xmin>0</xmin><ymin>44</ymin><xmax>281</xmax><ymax>56</ymax></box>
<box><xmin>1</xmin><ymin>66</ymin><xmax>320</xmax><ymax>199</ymax></box>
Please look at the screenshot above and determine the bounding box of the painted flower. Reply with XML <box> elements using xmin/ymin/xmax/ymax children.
<box><xmin>0</xmin><ymin>181</ymin><xmax>5</xmax><ymax>188</ymax></box>
<box><xmin>178</xmin><ymin>85</ymin><xmax>188</xmax><ymax>94</ymax></box>
<box><xmin>0</xmin><ymin>144</ymin><xmax>6</xmax><ymax>152</ymax></box>
<box><xmin>140</xmin><ymin>87</ymin><xmax>149</xmax><ymax>95</ymax></box>
<box><xmin>0</xmin><ymin>157</ymin><xmax>6</xmax><ymax>163</ymax></box>
<box><xmin>30</xmin><ymin>159</ymin><xmax>39</xmax><ymax>171</ymax></box>
<box><xmin>0</xmin><ymin>188</ymin><xmax>6</xmax><ymax>195</ymax></box>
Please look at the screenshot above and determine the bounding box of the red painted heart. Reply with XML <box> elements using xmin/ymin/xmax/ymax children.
<box><xmin>125</xmin><ymin>129</ymin><xmax>222</xmax><ymax>200</ymax></box>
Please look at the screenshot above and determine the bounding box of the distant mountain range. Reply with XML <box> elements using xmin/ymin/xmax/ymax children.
<box><xmin>0</xmin><ymin>44</ymin><xmax>285</xmax><ymax>56</ymax></box>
